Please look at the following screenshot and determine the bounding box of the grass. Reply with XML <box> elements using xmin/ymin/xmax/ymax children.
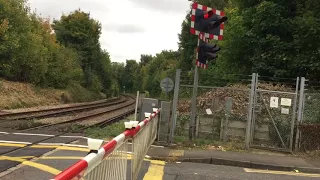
<box><xmin>0</xmin><ymin>79</ymin><xmax>105</xmax><ymax>110</ymax></box>
<box><xmin>63</xmin><ymin>124</ymin><xmax>87</xmax><ymax>133</ymax></box>
<box><xmin>2</xmin><ymin>119</ymin><xmax>45</xmax><ymax>130</ymax></box>
<box><xmin>84</xmin><ymin>115</ymin><xmax>135</xmax><ymax>140</ymax></box>
<box><xmin>173</xmin><ymin>135</ymin><xmax>246</xmax><ymax>152</ymax></box>
<box><xmin>84</xmin><ymin>120</ymin><xmax>127</xmax><ymax>140</ymax></box>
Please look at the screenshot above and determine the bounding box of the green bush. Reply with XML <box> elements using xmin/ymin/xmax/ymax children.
<box><xmin>67</xmin><ymin>83</ymin><xmax>102</xmax><ymax>102</ymax></box>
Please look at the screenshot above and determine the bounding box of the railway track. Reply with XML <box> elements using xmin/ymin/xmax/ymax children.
<box><xmin>20</xmin><ymin>95</ymin><xmax>136</xmax><ymax>132</ymax></box>
<box><xmin>0</xmin><ymin>94</ymin><xmax>137</xmax><ymax>156</ymax></box>
<box><xmin>0</xmin><ymin>96</ymin><xmax>125</xmax><ymax>121</ymax></box>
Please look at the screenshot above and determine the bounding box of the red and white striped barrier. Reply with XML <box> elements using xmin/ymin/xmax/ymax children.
<box><xmin>51</xmin><ymin>108</ymin><xmax>160</xmax><ymax>180</ymax></box>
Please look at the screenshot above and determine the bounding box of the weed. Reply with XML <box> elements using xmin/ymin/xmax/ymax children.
<box><xmin>85</xmin><ymin>115</ymin><xmax>134</xmax><ymax>139</ymax></box>
<box><xmin>85</xmin><ymin>120</ymin><xmax>126</xmax><ymax>139</ymax></box>
<box><xmin>2</xmin><ymin>119</ymin><xmax>45</xmax><ymax>130</ymax></box>
<box><xmin>173</xmin><ymin>134</ymin><xmax>246</xmax><ymax>152</ymax></box>
<box><xmin>62</xmin><ymin>124</ymin><xmax>87</xmax><ymax>133</ymax></box>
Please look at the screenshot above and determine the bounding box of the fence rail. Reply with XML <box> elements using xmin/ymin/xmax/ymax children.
<box><xmin>167</xmin><ymin>69</ymin><xmax>320</xmax><ymax>152</ymax></box>
<box><xmin>51</xmin><ymin>108</ymin><xmax>160</xmax><ymax>180</ymax></box>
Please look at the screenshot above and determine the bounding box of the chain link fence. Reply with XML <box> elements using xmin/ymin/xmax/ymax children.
<box><xmin>299</xmin><ymin>81</ymin><xmax>320</xmax><ymax>151</ymax></box>
<box><xmin>250</xmin><ymin>76</ymin><xmax>299</xmax><ymax>151</ymax></box>
<box><xmin>167</xmin><ymin>69</ymin><xmax>319</xmax><ymax>152</ymax></box>
<box><xmin>174</xmin><ymin>70</ymin><xmax>252</xmax><ymax>146</ymax></box>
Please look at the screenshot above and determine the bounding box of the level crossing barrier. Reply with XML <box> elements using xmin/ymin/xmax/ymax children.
<box><xmin>131</xmin><ymin>110</ymin><xmax>159</xmax><ymax>180</ymax></box>
<box><xmin>51</xmin><ymin>108</ymin><xmax>160</xmax><ymax>180</ymax></box>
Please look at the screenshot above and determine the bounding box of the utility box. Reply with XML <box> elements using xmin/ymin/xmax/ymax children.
<box><xmin>138</xmin><ymin>98</ymin><xmax>159</xmax><ymax>121</ymax></box>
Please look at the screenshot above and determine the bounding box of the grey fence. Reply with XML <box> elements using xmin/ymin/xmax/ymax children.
<box><xmin>155</xmin><ymin>68</ymin><xmax>319</xmax><ymax>152</ymax></box>
<box><xmin>298</xmin><ymin>80</ymin><xmax>320</xmax><ymax>151</ymax></box>
<box><xmin>173</xmin><ymin>69</ymin><xmax>253</xmax><ymax>146</ymax></box>
<box><xmin>249</xmin><ymin>75</ymin><xmax>300</xmax><ymax>152</ymax></box>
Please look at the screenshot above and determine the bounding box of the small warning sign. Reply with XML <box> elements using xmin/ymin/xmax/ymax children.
<box><xmin>281</xmin><ymin>108</ymin><xmax>290</xmax><ymax>115</ymax></box>
<box><xmin>206</xmin><ymin>108</ymin><xmax>213</xmax><ymax>115</ymax></box>
<box><xmin>270</xmin><ymin>97</ymin><xmax>279</xmax><ymax>108</ymax></box>
<box><xmin>281</xmin><ymin>98</ymin><xmax>292</xmax><ymax>107</ymax></box>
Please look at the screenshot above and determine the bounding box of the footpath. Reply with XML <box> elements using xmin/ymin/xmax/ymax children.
<box><xmin>147</xmin><ymin>146</ymin><xmax>320</xmax><ymax>174</ymax></box>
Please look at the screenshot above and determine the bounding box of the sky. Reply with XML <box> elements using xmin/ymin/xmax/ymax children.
<box><xmin>27</xmin><ymin>0</ymin><xmax>191</xmax><ymax>63</ymax></box>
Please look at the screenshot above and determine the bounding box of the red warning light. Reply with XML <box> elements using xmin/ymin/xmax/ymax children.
<box><xmin>203</xmin><ymin>10</ymin><xmax>214</xmax><ymax>19</ymax></box>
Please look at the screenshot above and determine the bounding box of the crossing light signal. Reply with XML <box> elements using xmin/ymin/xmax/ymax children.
<box><xmin>190</xmin><ymin>2</ymin><xmax>227</xmax><ymax>40</ymax></box>
<box><xmin>198</xmin><ymin>40</ymin><xmax>221</xmax><ymax>65</ymax></box>
<box><xmin>195</xmin><ymin>9</ymin><xmax>228</xmax><ymax>35</ymax></box>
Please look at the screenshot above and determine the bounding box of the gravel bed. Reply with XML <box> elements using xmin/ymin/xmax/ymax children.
<box><xmin>2</xmin><ymin>97</ymin><xmax>119</xmax><ymax>113</ymax></box>
<box><xmin>0</xmin><ymin>96</ymin><xmax>134</xmax><ymax>130</ymax></box>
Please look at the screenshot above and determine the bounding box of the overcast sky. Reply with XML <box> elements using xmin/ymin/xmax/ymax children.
<box><xmin>28</xmin><ymin>0</ymin><xmax>191</xmax><ymax>63</ymax></box>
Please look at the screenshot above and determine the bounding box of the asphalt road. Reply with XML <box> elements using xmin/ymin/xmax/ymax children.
<box><xmin>0</xmin><ymin>129</ymin><xmax>319</xmax><ymax>180</ymax></box>
<box><xmin>162</xmin><ymin>162</ymin><xmax>319</xmax><ymax>180</ymax></box>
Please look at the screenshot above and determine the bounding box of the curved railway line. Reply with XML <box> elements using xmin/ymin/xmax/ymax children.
<box><xmin>0</xmin><ymin>96</ymin><xmax>126</xmax><ymax>121</ymax></box>
<box><xmin>0</xmin><ymin>94</ymin><xmax>137</xmax><ymax>157</ymax></box>
<box><xmin>20</xmin><ymin>95</ymin><xmax>136</xmax><ymax>132</ymax></box>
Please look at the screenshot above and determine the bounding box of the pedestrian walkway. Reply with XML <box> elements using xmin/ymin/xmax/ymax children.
<box><xmin>147</xmin><ymin>146</ymin><xmax>320</xmax><ymax>174</ymax></box>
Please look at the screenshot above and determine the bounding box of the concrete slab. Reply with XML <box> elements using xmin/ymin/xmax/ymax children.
<box><xmin>6</xmin><ymin>147</ymin><xmax>55</xmax><ymax>157</ymax></box>
<box><xmin>0</xmin><ymin>148</ymin><xmax>55</xmax><ymax>173</ymax></box>
<box><xmin>0</xmin><ymin>146</ymin><xmax>19</xmax><ymax>155</ymax></box>
<box><xmin>0</xmin><ymin>160</ymin><xmax>20</xmax><ymax>173</ymax></box>
<box><xmin>39</xmin><ymin>137</ymin><xmax>79</xmax><ymax>144</ymax></box>
<box><xmin>1</xmin><ymin>165</ymin><xmax>54</xmax><ymax>180</ymax></box>
<box><xmin>45</xmin><ymin>150</ymin><xmax>87</xmax><ymax>157</ymax></box>
<box><xmin>17</xmin><ymin>130</ymin><xmax>60</xmax><ymax>136</ymax></box>
<box><xmin>0</xmin><ymin>128</ymin><xmax>15</xmax><ymax>134</ymax></box>
<box><xmin>0</xmin><ymin>134</ymin><xmax>53</xmax><ymax>144</ymax></box>
<box><xmin>0</xmin><ymin>145</ymin><xmax>155</xmax><ymax>180</ymax></box>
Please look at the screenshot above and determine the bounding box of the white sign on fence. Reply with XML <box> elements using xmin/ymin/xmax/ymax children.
<box><xmin>206</xmin><ymin>108</ymin><xmax>213</xmax><ymax>115</ymax></box>
<box><xmin>270</xmin><ymin>97</ymin><xmax>279</xmax><ymax>108</ymax></box>
<box><xmin>281</xmin><ymin>98</ymin><xmax>292</xmax><ymax>107</ymax></box>
<box><xmin>281</xmin><ymin>108</ymin><xmax>290</xmax><ymax>115</ymax></box>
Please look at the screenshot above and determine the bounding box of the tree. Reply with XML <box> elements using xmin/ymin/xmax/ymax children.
<box><xmin>53</xmin><ymin>10</ymin><xmax>104</xmax><ymax>88</ymax></box>
<box><xmin>140</xmin><ymin>54</ymin><xmax>153</xmax><ymax>66</ymax></box>
<box><xmin>53</xmin><ymin>9</ymin><xmax>115</xmax><ymax>93</ymax></box>
<box><xmin>218</xmin><ymin>0</ymin><xmax>320</xmax><ymax>80</ymax></box>
<box><xmin>0</xmin><ymin>0</ymin><xmax>83</xmax><ymax>88</ymax></box>
<box><xmin>123</xmin><ymin>60</ymin><xmax>139</xmax><ymax>93</ymax></box>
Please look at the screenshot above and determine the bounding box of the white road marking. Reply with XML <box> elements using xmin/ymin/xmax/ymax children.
<box><xmin>59</xmin><ymin>135</ymin><xmax>88</xmax><ymax>139</ymax></box>
<box><xmin>38</xmin><ymin>142</ymin><xmax>88</xmax><ymax>148</ymax></box>
<box><xmin>126</xmin><ymin>142</ymin><xmax>164</xmax><ymax>148</ymax></box>
<box><xmin>244</xmin><ymin>168</ymin><xmax>320</xmax><ymax>177</ymax></box>
<box><xmin>13</xmin><ymin>132</ymin><xmax>55</xmax><ymax>137</ymax></box>
<box><xmin>0</xmin><ymin>132</ymin><xmax>9</xmax><ymax>134</ymax></box>
<box><xmin>150</xmin><ymin>145</ymin><xmax>164</xmax><ymax>148</ymax></box>
<box><xmin>63</xmin><ymin>144</ymin><xmax>88</xmax><ymax>148</ymax></box>
<box><xmin>0</xmin><ymin>140</ymin><xmax>32</xmax><ymax>144</ymax></box>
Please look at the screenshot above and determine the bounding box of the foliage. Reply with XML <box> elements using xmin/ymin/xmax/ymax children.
<box><xmin>0</xmin><ymin>0</ymin><xmax>117</xmax><ymax>102</ymax></box>
<box><xmin>114</xmin><ymin>50</ymin><xmax>178</xmax><ymax>98</ymax></box>
<box><xmin>303</xmin><ymin>92</ymin><xmax>320</xmax><ymax>123</ymax></box>
<box><xmin>0</xmin><ymin>0</ymin><xmax>84</xmax><ymax>88</ymax></box>
<box><xmin>299</xmin><ymin>124</ymin><xmax>320</xmax><ymax>151</ymax></box>
<box><xmin>53</xmin><ymin>10</ymin><xmax>113</xmax><ymax>93</ymax></box>
<box><xmin>175</xmin><ymin>0</ymin><xmax>320</xmax><ymax>83</ymax></box>
<box><xmin>85</xmin><ymin>119</ymin><xmax>129</xmax><ymax>139</ymax></box>
<box><xmin>218</xmin><ymin>0</ymin><xmax>320</xmax><ymax>80</ymax></box>
<box><xmin>1</xmin><ymin>0</ymin><xmax>320</xmax><ymax>114</ymax></box>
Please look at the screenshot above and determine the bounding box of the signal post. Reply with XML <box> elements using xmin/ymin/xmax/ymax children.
<box><xmin>189</xmin><ymin>2</ymin><xmax>228</xmax><ymax>140</ymax></box>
